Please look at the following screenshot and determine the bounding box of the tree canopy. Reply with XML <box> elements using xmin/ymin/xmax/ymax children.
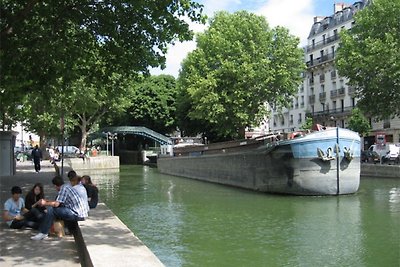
<box><xmin>1</xmin><ymin>0</ymin><xmax>204</xmax><ymax>146</ymax></box>
<box><xmin>177</xmin><ymin>11</ymin><xmax>305</xmax><ymax>140</ymax></box>
<box><xmin>336</xmin><ymin>0</ymin><xmax>400</xmax><ymax>119</ymax></box>
<box><xmin>347</xmin><ymin>108</ymin><xmax>371</xmax><ymax>137</ymax></box>
<box><xmin>108</xmin><ymin>75</ymin><xmax>179</xmax><ymax>134</ymax></box>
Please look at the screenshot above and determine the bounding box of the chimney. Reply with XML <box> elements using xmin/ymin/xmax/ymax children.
<box><xmin>334</xmin><ymin>2</ymin><xmax>351</xmax><ymax>13</ymax></box>
<box><xmin>313</xmin><ymin>16</ymin><xmax>325</xmax><ymax>23</ymax></box>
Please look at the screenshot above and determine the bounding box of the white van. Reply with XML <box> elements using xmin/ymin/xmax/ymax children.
<box><xmin>369</xmin><ymin>144</ymin><xmax>400</xmax><ymax>163</ymax></box>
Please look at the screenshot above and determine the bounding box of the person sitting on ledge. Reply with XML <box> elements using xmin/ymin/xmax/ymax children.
<box><xmin>23</xmin><ymin>183</ymin><xmax>46</xmax><ymax>227</ymax></box>
<box><xmin>31</xmin><ymin>176</ymin><xmax>89</xmax><ymax>241</ymax></box>
<box><xmin>67</xmin><ymin>170</ymin><xmax>89</xmax><ymax>212</ymax></box>
<box><xmin>81</xmin><ymin>175</ymin><xmax>99</xmax><ymax>209</ymax></box>
<box><xmin>3</xmin><ymin>186</ymin><xmax>38</xmax><ymax>229</ymax></box>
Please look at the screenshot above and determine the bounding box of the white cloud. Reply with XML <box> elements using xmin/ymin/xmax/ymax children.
<box><xmin>150</xmin><ymin>0</ymin><xmax>318</xmax><ymax>77</ymax></box>
<box><xmin>150</xmin><ymin>0</ymin><xmax>239</xmax><ymax>77</ymax></box>
<box><xmin>149</xmin><ymin>40</ymin><xmax>197</xmax><ymax>77</ymax></box>
<box><xmin>201</xmin><ymin>0</ymin><xmax>241</xmax><ymax>16</ymax></box>
<box><xmin>256</xmin><ymin>0</ymin><xmax>315</xmax><ymax>45</ymax></box>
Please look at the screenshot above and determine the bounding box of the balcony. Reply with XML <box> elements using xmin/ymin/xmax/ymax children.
<box><xmin>289</xmin><ymin>119</ymin><xmax>294</xmax><ymax>125</ymax></box>
<box><xmin>298</xmin><ymin>118</ymin><xmax>302</xmax><ymax>124</ymax></box>
<box><xmin>319</xmin><ymin>92</ymin><xmax>326</xmax><ymax>102</ymax></box>
<box><xmin>348</xmin><ymin>86</ymin><xmax>356</xmax><ymax>95</ymax></box>
<box><xmin>300</xmin><ymin>102</ymin><xmax>305</xmax><ymax>108</ymax></box>
<box><xmin>330</xmin><ymin>88</ymin><xmax>346</xmax><ymax>99</ymax></box>
<box><xmin>305</xmin><ymin>34</ymin><xmax>340</xmax><ymax>52</ymax></box>
<box><xmin>309</xmin><ymin>95</ymin><xmax>316</xmax><ymax>104</ymax></box>
<box><xmin>306</xmin><ymin>106</ymin><xmax>353</xmax><ymax>119</ymax></box>
<box><xmin>306</xmin><ymin>53</ymin><xmax>335</xmax><ymax>68</ymax></box>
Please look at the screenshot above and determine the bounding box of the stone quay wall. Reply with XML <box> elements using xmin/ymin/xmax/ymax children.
<box><xmin>361</xmin><ymin>164</ymin><xmax>400</xmax><ymax>178</ymax></box>
<box><xmin>64</xmin><ymin>156</ymin><xmax>120</xmax><ymax>171</ymax></box>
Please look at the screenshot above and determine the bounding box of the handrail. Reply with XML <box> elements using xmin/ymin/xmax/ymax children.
<box><xmin>99</xmin><ymin>126</ymin><xmax>172</xmax><ymax>145</ymax></box>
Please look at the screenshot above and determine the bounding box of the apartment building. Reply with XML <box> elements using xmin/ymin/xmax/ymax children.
<box><xmin>269</xmin><ymin>0</ymin><xmax>399</xmax><ymax>146</ymax></box>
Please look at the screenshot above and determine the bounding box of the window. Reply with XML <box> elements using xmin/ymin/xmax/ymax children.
<box><xmin>351</xmin><ymin>98</ymin><xmax>355</xmax><ymax>107</ymax></box>
<box><xmin>341</xmin><ymin>99</ymin><xmax>344</xmax><ymax>112</ymax></box>
<box><xmin>383</xmin><ymin>119</ymin><xmax>390</xmax><ymax>129</ymax></box>
<box><xmin>333</xmin><ymin>100</ymin><xmax>336</xmax><ymax>109</ymax></box>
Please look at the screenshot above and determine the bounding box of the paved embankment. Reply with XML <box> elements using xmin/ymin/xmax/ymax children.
<box><xmin>361</xmin><ymin>163</ymin><xmax>400</xmax><ymax>178</ymax></box>
<box><xmin>1</xmin><ymin>160</ymin><xmax>164</xmax><ymax>267</ymax></box>
<box><xmin>76</xmin><ymin>203</ymin><xmax>164</xmax><ymax>267</ymax></box>
<box><xmin>0</xmin><ymin>161</ymin><xmax>80</xmax><ymax>267</ymax></box>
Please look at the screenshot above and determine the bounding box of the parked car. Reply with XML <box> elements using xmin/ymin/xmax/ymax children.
<box><xmin>14</xmin><ymin>146</ymin><xmax>33</xmax><ymax>161</ymax></box>
<box><xmin>56</xmin><ymin>146</ymin><xmax>81</xmax><ymax>157</ymax></box>
<box><xmin>368</xmin><ymin>143</ymin><xmax>400</xmax><ymax>164</ymax></box>
<box><xmin>361</xmin><ymin>150</ymin><xmax>380</xmax><ymax>163</ymax></box>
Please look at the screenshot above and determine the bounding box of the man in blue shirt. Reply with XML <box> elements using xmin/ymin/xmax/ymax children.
<box><xmin>2</xmin><ymin>186</ymin><xmax>35</xmax><ymax>229</ymax></box>
<box><xmin>31</xmin><ymin>176</ymin><xmax>89</xmax><ymax>241</ymax></box>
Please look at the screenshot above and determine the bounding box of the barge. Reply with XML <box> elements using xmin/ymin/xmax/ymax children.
<box><xmin>157</xmin><ymin>127</ymin><xmax>361</xmax><ymax>195</ymax></box>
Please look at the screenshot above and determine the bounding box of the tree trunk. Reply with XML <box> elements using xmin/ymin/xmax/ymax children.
<box><xmin>79</xmin><ymin>116</ymin><xmax>88</xmax><ymax>152</ymax></box>
<box><xmin>238</xmin><ymin>126</ymin><xmax>246</xmax><ymax>139</ymax></box>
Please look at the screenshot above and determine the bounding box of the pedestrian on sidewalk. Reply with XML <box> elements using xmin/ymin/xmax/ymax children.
<box><xmin>31</xmin><ymin>176</ymin><xmax>89</xmax><ymax>241</ymax></box>
<box><xmin>31</xmin><ymin>145</ymin><xmax>42</xmax><ymax>172</ymax></box>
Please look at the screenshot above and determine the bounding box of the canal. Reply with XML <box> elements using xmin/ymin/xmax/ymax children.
<box><xmin>90</xmin><ymin>165</ymin><xmax>400</xmax><ymax>267</ymax></box>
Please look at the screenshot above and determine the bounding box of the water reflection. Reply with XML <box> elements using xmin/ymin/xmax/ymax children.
<box><xmin>389</xmin><ymin>188</ymin><xmax>400</xmax><ymax>213</ymax></box>
<box><xmin>89</xmin><ymin>167</ymin><xmax>400</xmax><ymax>267</ymax></box>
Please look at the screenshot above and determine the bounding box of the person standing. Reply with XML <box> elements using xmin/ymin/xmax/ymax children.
<box><xmin>31</xmin><ymin>145</ymin><xmax>42</xmax><ymax>173</ymax></box>
<box><xmin>31</xmin><ymin>176</ymin><xmax>89</xmax><ymax>241</ymax></box>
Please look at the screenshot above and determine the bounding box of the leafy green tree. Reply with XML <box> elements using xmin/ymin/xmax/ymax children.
<box><xmin>336</xmin><ymin>0</ymin><xmax>400</xmax><ymax>119</ymax></box>
<box><xmin>347</xmin><ymin>108</ymin><xmax>371</xmax><ymax>137</ymax></box>
<box><xmin>177</xmin><ymin>11</ymin><xmax>305</xmax><ymax>140</ymax></box>
<box><xmin>0</xmin><ymin>0</ymin><xmax>205</xmax><ymax>131</ymax></box>
<box><xmin>110</xmin><ymin>75</ymin><xmax>178</xmax><ymax>134</ymax></box>
<box><xmin>300</xmin><ymin>117</ymin><xmax>313</xmax><ymax>131</ymax></box>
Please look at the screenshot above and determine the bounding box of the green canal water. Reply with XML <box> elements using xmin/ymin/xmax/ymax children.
<box><xmin>91</xmin><ymin>165</ymin><xmax>400</xmax><ymax>267</ymax></box>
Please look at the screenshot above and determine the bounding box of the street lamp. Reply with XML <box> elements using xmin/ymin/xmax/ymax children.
<box><xmin>108</xmin><ymin>132</ymin><xmax>118</xmax><ymax>156</ymax></box>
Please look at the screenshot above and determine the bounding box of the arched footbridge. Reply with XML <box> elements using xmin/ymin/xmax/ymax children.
<box><xmin>98</xmin><ymin>126</ymin><xmax>173</xmax><ymax>145</ymax></box>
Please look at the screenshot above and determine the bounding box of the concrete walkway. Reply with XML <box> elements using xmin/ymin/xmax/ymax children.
<box><xmin>1</xmin><ymin>160</ymin><xmax>164</xmax><ymax>267</ymax></box>
<box><xmin>0</xmin><ymin>161</ymin><xmax>80</xmax><ymax>267</ymax></box>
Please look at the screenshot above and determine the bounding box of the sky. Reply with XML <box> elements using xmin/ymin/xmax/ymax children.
<box><xmin>150</xmin><ymin>0</ymin><xmax>339</xmax><ymax>77</ymax></box>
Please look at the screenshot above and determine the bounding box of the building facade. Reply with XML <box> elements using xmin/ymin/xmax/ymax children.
<box><xmin>268</xmin><ymin>0</ymin><xmax>399</xmax><ymax>147</ymax></box>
